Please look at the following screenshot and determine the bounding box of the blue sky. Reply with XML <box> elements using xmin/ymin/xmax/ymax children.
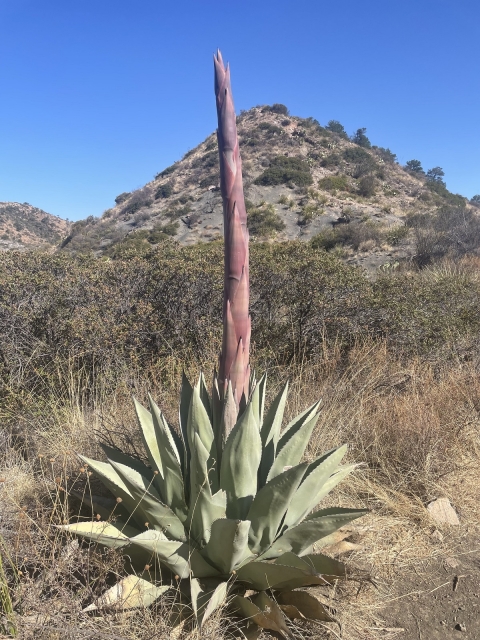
<box><xmin>0</xmin><ymin>0</ymin><xmax>479</xmax><ymax>221</ymax></box>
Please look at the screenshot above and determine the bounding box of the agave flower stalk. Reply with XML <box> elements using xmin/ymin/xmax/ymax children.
<box><xmin>214</xmin><ymin>50</ymin><xmax>251</xmax><ymax>407</ymax></box>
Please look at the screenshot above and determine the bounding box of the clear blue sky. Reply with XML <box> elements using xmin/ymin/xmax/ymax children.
<box><xmin>1</xmin><ymin>0</ymin><xmax>479</xmax><ymax>221</ymax></box>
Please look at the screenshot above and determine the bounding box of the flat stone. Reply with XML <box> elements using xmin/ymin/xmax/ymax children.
<box><xmin>427</xmin><ymin>498</ymin><xmax>460</xmax><ymax>525</ymax></box>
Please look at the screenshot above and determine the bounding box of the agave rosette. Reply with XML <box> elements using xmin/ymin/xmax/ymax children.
<box><xmin>61</xmin><ymin>372</ymin><xmax>366</xmax><ymax>635</ymax></box>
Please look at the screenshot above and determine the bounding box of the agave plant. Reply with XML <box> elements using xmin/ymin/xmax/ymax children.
<box><xmin>62</xmin><ymin>373</ymin><xmax>365</xmax><ymax>636</ymax></box>
<box><xmin>59</xmin><ymin>51</ymin><xmax>366</xmax><ymax>637</ymax></box>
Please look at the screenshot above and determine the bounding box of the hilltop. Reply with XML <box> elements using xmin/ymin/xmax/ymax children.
<box><xmin>0</xmin><ymin>201</ymin><xmax>69</xmax><ymax>251</ymax></box>
<box><xmin>61</xmin><ymin>104</ymin><xmax>478</xmax><ymax>269</ymax></box>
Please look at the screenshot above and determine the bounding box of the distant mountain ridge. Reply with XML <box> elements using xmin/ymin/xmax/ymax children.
<box><xmin>0</xmin><ymin>201</ymin><xmax>69</xmax><ymax>250</ymax></box>
<box><xmin>61</xmin><ymin>104</ymin><xmax>478</xmax><ymax>269</ymax></box>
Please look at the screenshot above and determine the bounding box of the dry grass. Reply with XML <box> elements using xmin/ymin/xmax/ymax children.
<box><xmin>1</xmin><ymin>341</ymin><xmax>479</xmax><ymax>639</ymax></box>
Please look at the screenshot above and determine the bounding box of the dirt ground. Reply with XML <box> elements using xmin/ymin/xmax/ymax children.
<box><xmin>381</xmin><ymin>535</ymin><xmax>480</xmax><ymax>639</ymax></box>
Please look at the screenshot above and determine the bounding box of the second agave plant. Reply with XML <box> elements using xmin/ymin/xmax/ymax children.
<box><xmin>62</xmin><ymin>372</ymin><xmax>366</xmax><ymax>637</ymax></box>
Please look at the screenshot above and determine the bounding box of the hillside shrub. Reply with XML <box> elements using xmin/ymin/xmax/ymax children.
<box><xmin>326</xmin><ymin>120</ymin><xmax>348</xmax><ymax>137</ymax></box>
<box><xmin>258</xmin><ymin>122</ymin><xmax>283</xmax><ymax>135</ymax></box>
<box><xmin>120</xmin><ymin>188</ymin><xmax>154</xmax><ymax>216</ymax></box>
<box><xmin>351</xmin><ymin>128</ymin><xmax>371</xmax><ymax>148</ymax></box>
<box><xmin>320</xmin><ymin>153</ymin><xmax>341</xmax><ymax>168</ymax></box>
<box><xmin>155</xmin><ymin>164</ymin><xmax>176</xmax><ymax>179</ymax></box>
<box><xmin>471</xmin><ymin>195</ymin><xmax>480</xmax><ymax>207</ymax></box>
<box><xmin>343</xmin><ymin>147</ymin><xmax>376</xmax><ymax>178</ymax></box>
<box><xmin>115</xmin><ymin>192</ymin><xmax>131</xmax><ymax>205</ymax></box>
<box><xmin>267</xmin><ymin>103</ymin><xmax>289</xmax><ymax>115</ymax></box>
<box><xmin>385</xmin><ymin>225</ymin><xmax>409</xmax><ymax>245</ymax></box>
<box><xmin>318</xmin><ymin>174</ymin><xmax>350</xmax><ymax>193</ymax></box>
<box><xmin>407</xmin><ymin>205</ymin><xmax>480</xmax><ymax>265</ymax></box>
<box><xmin>155</xmin><ymin>182</ymin><xmax>174</xmax><ymax>200</ymax></box>
<box><xmin>247</xmin><ymin>202</ymin><xmax>286</xmax><ymax>237</ymax></box>
<box><xmin>375</xmin><ymin>147</ymin><xmax>397</xmax><ymax>164</ymax></box>
<box><xmin>191</xmin><ymin>150</ymin><xmax>218</xmax><ymax>170</ymax></box>
<box><xmin>254</xmin><ymin>155</ymin><xmax>312</xmax><ymax>187</ymax></box>
<box><xmin>405</xmin><ymin>159</ymin><xmax>424</xmax><ymax>173</ymax></box>
<box><xmin>358</xmin><ymin>175</ymin><xmax>376</xmax><ymax>197</ymax></box>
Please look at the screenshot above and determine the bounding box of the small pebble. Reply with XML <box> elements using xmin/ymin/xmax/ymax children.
<box><xmin>455</xmin><ymin>622</ymin><xmax>466</xmax><ymax>632</ymax></box>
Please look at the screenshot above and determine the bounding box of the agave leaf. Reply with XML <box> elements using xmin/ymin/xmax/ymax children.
<box><xmin>281</xmin><ymin>400</ymin><xmax>321</xmax><ymax>441</ymax></box>
<box><xmin>77</xmin><ymin>455</ymin><xmax>147</xmax><ymax>527</ymax></box>
<box><xmin>201</xmin><ymin>580</ymin><xmax>229</xmax><ymax>626</ymax></box>
<box><xmin>133</xmin><ymin>398</ymin><xmax>164</xmax><ymax>477</ymax></box>
<box><xmin>232</xmin><ymin>594</ymin><xmax>292</xmax><ymax>638</ymax></box>
<box><xmin>249</xmin><ymin>369</ymin><xmax>257</xmax><ymax>398</ymax></box>
<box><xmin>249</xmin><ymin>372</ymin><xmax>266</xmax><ymax>429</ymax></box>
<box><xmin>276</xmin><ymin>590</ymin><xmax>333</xmax><ymax>622</ymax></box>
<box><xmin>251</xmin><ymin>592</ymin><xmax>293</xmax><ymax>638</ymax></box>
<box><xmin>230</xmin><ymin>595</ymin><xmax>262</xmax><ymax>623</ymax></box>
<box><xmin>100</xmin><ymin>444</ymin><xmax>155</xmax><ymax>481</ymax></box>
<box><xmin>236</xmin><ymin>559</ymin><xmax>333</xmax><ymax>591</ymax></box>
<box><xmin>57</xmin><ymin>521</ymin><xmax>130</xmax><ymax>549</ymax></box>
<box><xmin>296</xmin><ymin>553</ymin><xmax>347</xmax><ymax>580</ymax></box>
<box><xmin>83</xmin><ymin>576</ymin><xmax>169</xmax><ymax>612</ymax></box>
<box><xmin>129</xmin><ymin>531</ymin><xmax>190</xmax><ymax>578</ymax></box>
<box><xmin>109</xmin><ymin>460</ymin><xmax>187</xmax><ymax>541</ymax></box>
<box><xmin>188</xmin><ymin>384</ymin><xmax>219</xmax><ymax>492</ymax></box>
<box><xmin>149</xmin><ymin>395</ymin><xmax>188</xmax><ymax>520</ymax></box>
<box><xmin>189</xmin><ymin>551</ymin><xmax>222</xmax><ymax>579</ymax></box>
<box><xmin>211</xmin><ymin>374</ymin><xmax>223</xmax><ymax>449</ymax></box>
<box><xmin>258</xmin><ymin>381</ymin><xmax>289</xmax><ymax>486</ymax></box>
<box><xmin>312</xmin><ymin>463</ymin><xmax>359</xmax><ymax>510</ymax></box>
<box><xmin>266</xmin><ymin>413</ymin><xmax>319</xmax><ymax>482</ymax></box>
<box><xmin>69</xmin><ymin>490</ymin><xmax>132</xmax><ymax>525</ymax></box>
<box><xmin>201</xmin><ymin>519</ymin><xmax>253</xmax><ymax>574</ymax></box>
<box><xmin>247</xmin><ymin>463</ymin><xmax>308</xmax><ymax>555</ymax></box>
<box><xmin>190</xmin><ymin>578</ymin><xmax>229</xmax><ymax>627</ymax></box>
<box><xmin>282</xmin><ymin>446</ymin><xmax>348</xmax><ymax>529</ymax></box>
<box><xmin>190</xmin><ymin>577</ymin><xmax>202</xmax><ymax>620</ymax></box>
<box><xmin>179</xmin><ymin>372</ymin><xmax>193</xmax><ymax>483</ymax></box>
<box><xmin>273</xmin><ymin>552</ymin><xmax>347</xmax><ymax>585</ymax></box>
<box><xmin>259</xmin><ymin>508</ymin><xmax>367</xmax><ymax>559</ymax></box>
<box><xmin>129</xmin><ymin>531</ymin><xmax>219</xmax><ymax>579</ymax></box>
<box><xmin>187</xmin><ymin>433</ymin><xmax>226</xmax><ymax>545</ymax></box>
<box><xmin>198</xmin><ymin>372</ymin><xmax>213</xmax><ymax>423</ymax></box>
<box><xmin>219</xmin><ymin>381</ymin><xmax>238</xmax><ymax>453</ymax></box>
<box><xmin>220</xmin><ymin>402</ymin><xmax>262</xmax><ymax>519</ymax></box>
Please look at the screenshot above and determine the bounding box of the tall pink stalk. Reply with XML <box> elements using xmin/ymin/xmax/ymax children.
<box><xmin>214</xmin><ymin>50</ymin><xmax>251</xmax><ymax>404</ymax></box>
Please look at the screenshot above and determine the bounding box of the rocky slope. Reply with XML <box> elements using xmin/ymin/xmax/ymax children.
<box><xmin>0</xmin><ymin>202</ymin><xmax>69</xmax><ymax>251</ymax></box>
<box><xmin>61</xmin><ymin>105</ymin><xmax>476</xmax><ymax>269</ymax></box>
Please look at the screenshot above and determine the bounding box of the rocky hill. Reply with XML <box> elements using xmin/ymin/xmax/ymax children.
<box><xmin>61</xmin><ymin>105</ymin><xmax>478</xmax><ymax>269</ymax></box>
<box><xmin>0</xmin><ymin>202</ymin><xmax>69</xmax><ymax>251</ymax></box>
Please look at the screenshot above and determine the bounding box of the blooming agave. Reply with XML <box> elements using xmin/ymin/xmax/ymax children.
<box><xmin>60</xmin><ymin>51</ymin><xmax>366</xmax><ymax>637</ymax></box>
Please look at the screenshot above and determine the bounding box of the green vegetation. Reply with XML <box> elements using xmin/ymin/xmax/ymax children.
<box><xmin>406</xmin><ymin>205</ymin><xmax>480</xmax><ymax>266</ymax></box>
<box><xmin>426</xmin><ymin>166</ymin><xmax>445</xmax><ymax>184</ymax></box>
<box><xmin>298</xmin><ymin>202</ymin><xmax>324</xmax><ymax>225</ymax></box>
<box><xmin>325</xmin><ymin>120</ymin><xmax>348</xmax><ymax>137</ymax></box>
<box><xmin>155</xmin><ymin>182</ymin><xmax>174</xmax><ymax>199</ymax></box>
<box><xmin>358</xmin><ymin>174</ymin><xmax>376</xmax><ymax>197</ymax></box>
<box><xmin>351</xmin><ymin>127</ymin><xmax>371</xmax><ymax>148</ymax></box>
<box><xmin>115</xmin><ymin>192</ymin><xmax>131</xmax><ymax>205</ymax></box>
<box><xmin>254</xmin><ymin>155</ymin><xmax>312</xmax><ymax>187</ymax></box>
<box><xmin>63</xmin><ymin>374</ymin><xmax>363</xmax><ymax>629</ymax></box>
<box><xmin>320</xmin><ymin>153</ymin><xmax>341</xmax><ymax>168</ymax></box>
<box><xmin>318</xmin><ymin>174</ymin><xmax>350</xmax><ymax>193</ymax></box>
<box><xmin>247</xmin><ymin>201</ymin><xmax>286</xmax><ymax>236</ymax></box>
<box><xmin>264</xmin><ymin>103</ymin><xmax>289</xmax><ymax>115</ymax></box>
<box><xmin>375</xmin><ymin>147</ymin><xmax>397</xmax><ymax>164</ymax></box>
<box><xmin>257</xmin><ymin>121</ymin><xmax>283</xmax><ymax>135</ymax></box>
<box><xmin>405</xmin><ymin>159</ymin><xmax>424</xmax><ymax>173</ymax></box>
<box><xmin>155</xmin><ymin>164</ymin><xmax>177</xmax><ymax>179</ymax></box>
